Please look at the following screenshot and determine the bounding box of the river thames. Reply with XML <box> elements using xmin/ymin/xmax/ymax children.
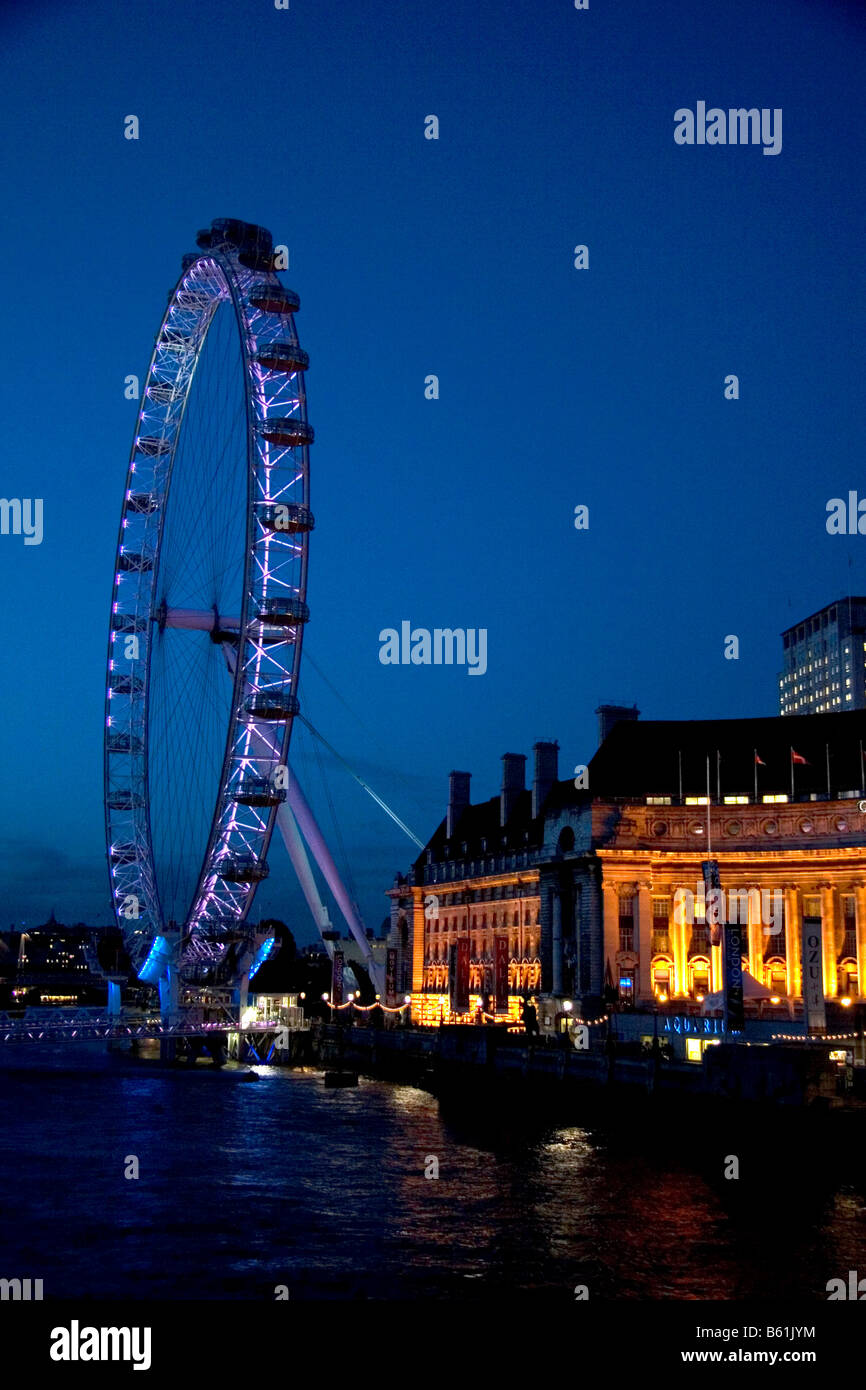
<box><xmin>0</xmin><ymin>1058</ymin><xmax>864</xmax><ymax>1301</ymax></box>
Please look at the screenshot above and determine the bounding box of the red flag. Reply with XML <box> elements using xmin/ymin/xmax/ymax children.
<box><xmin>754</xmin><ymin>753</ymin><xmax>766</xmax><ymax>766</ymax></box>
<box><xmin>791</xmin><ymin>749</ymin><xmax>808</xmax><ymax>765</ymax></box>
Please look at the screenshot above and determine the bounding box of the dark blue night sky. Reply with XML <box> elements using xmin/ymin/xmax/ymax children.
<box><xmin>0</xmin><ymin>0</ymin><xmax>862</xmax><ymax>938</ymax></box>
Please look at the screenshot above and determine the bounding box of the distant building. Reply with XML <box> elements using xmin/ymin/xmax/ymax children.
<box><xmin>1</xmin><ymin>914</ymin><xmax>129</xmax><ymax>1007</ymax></box>
<box><xmin>391</xmin><ymin>709</ymin><xmax>866</xmax><ymax>1037</ymax></box>
<box><xmin>780</xmin><ymin>597</ymin><xmax>866</xmax><ymax>715</ymax></box>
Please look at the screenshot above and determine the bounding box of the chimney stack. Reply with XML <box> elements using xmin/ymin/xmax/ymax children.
<box><xmin>595</xmin><ymin>703</ymin><xmax>640</xmax><ymax>747</ymax></box>
<box><xmin>500</xmin><ymin>753</ymin><xmax>526</xmax><ymax>827</ymax></box>
<box><xmin>532</xmin><ymin>741</ymin><xmax>559</xmax><ymax>817</ymax></box>
<box><xmin>447</xmin><ymin>771</ymin><xmax>471</xmax><ymax>839</ymax></box>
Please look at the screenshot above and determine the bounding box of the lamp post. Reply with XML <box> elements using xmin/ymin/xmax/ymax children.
<box><xmin>563</xmin><ymin>997</ymin><xmax>573</xmax><ymax>1046</ymax></box>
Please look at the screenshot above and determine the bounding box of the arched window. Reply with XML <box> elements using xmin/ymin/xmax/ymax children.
<box><xmin>766</xmin><ymin>961</ymin><xmax>787</xmax><ymax>997</ymax></box>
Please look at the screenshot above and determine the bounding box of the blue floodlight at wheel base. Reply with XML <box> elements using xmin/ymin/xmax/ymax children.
<box><xmin>248</xmin><ymin>936</ymin><xmax>278</xmax><ymax>982</ymax></box>
<box><xmin>138</xmin><ymin>935</ymin><xmax>171</xmax><ymax>984</ymax></box>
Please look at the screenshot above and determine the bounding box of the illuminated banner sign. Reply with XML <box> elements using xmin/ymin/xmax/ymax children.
<box><xmin>385</xmin><ymin>947</ymin><xmax>397</xmax><ymax>1006</ymax></box>
<box><xmin>664</xmin><ymin>1015</ymin><xmax>726</xmax><ymax>1036</ymax></box>
<box><xmin>332</xmin><ymin>950</ymin><xmax>344</xmax><ymax>1007</ymax></box>
<box><xmin>724</xmin><ymin>923</ymin><xmax>744</xmax><ymax>1033</ymax></box>
<box><xmin>802</xmin><ymin>915</ymin><xmax>826</xmax><ymax>1034</ymax></box>
<box><xmin>449</xmin><ymin>939</ymin><xmax>470</xmax><ymax>1013</ymax></box>
<box><xmin>702</xmin><ymin>859</ymin><xmax>722</xmax><ymax>948</ymax></box>
<box><xmin>494</xmin><ymin>934</ymin><xmax>509</xmax><ymax>1013</ymax></box>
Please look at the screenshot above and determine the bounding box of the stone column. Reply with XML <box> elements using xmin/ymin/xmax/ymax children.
<box><xmin>747</xmin><ymin>884</ymin><xmax>763</xmax><ymax>981</ymax></box>
<box><xmin>710</xmin><ymin>939</ymin><xmax>723</xmax><ymax>993</ymax></box>
<box><xmin>637</xmin><ymin>880</ymin><xmax>652</xmax><ymax>1003</ymax></box>
<box><xmin>671</xmin><ymin>884</ymin><xmax>688</xmax><ymax>997</ymax></box>
<box><xmin>585</xmin><ymin>867</ymin><xmax>603</xmax><ymax>996</ymax></box>
<box><xmin>855</xmin><ymin>884</ymin><xmax>866</xmax><ymax>999</ymax></box>
<box><xmin>552</xmin><ymin>889</ymin><xmax>562</xmax><ymax>995</ymax></box>
<box><xmin>784</xmin><ymin>886</ymin><xmax>801</xmax><ymax>1000</ymax></box>
<box><xmin>412</xmin><ymin>888</ymin><xmax>427</xmax><ymax>995</ymax></box>
<box><xmin>821</xmin><ymin>884</ymin><xmax>837</xmax><ymax>999</ymax></box>
<box><xmin>602</xmin><ymin>883</ymin><xmax>619</xmax><ymax>991</ymax></box>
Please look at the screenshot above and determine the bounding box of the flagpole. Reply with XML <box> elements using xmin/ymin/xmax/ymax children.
<box><xmin>790</xmin><ymin>747</ymin><xmax>795</xmax><ymax>802</ymax></box>
<box><xmin>753</xmin><ymin>749</ymin><xmax>758</xmax><ymax>804</ymax></box>
<box><xmin>716</xmin><ymin>748</ymin><xmax>721</xmax><ymax>802</ymax></box>
<box><xmin>706</xmin><ymin>755</ymin><xmax>712</xmax><ymax>854</ymax></box>
<box><xmin>826</xmin><ymin>742</ymin><xmax>831</xmax><ymax>798</ymax></box>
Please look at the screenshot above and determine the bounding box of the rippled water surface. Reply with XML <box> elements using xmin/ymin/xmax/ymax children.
<box><xmin>0</xmin><ymin>1055</ymin><xmax>864</xmax><ymax>1300</ymax></box>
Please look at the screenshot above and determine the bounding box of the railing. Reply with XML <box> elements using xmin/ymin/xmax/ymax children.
<box><xmin>0</xmin><ymin>1008</ymin><xmax>281</xmax><ymax>1046</ymax></box>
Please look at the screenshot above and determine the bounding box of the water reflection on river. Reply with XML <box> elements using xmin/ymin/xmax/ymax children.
<box><xmin>0</xmin><ymin>1059</ymin><xmax>863</xmax><ymax>1300</ymax></box>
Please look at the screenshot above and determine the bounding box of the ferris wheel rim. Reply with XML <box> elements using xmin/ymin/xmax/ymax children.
<box><xmin>103</xmin><ymin>223</ymin><xmax>313</xmax><ymax>980</ymax></box>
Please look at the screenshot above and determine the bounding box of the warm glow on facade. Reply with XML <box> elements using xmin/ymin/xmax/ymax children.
<box><xmin>388</xmin><ymin>716</ymin><xmax>866</xmax><ymax>1027</ymax></box>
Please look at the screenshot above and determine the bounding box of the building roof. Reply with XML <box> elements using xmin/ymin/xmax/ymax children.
<box><xmin>413</xmin><ymin>711</ymin><xmax>866</xmax><ymax>863</ymax></box>
<box><xmin>781</xmin><ymin>597</ymin><xmax>866</xmax><ymax>637</ymax></box>
<box><xmin>414</xmin><ymin>788</ymin><xmax>545</xmax><ymax>871</ymax></box>
<box><xmin>585</xmin><ymin>709</ymin><xmax>866</xmax><ymax>800</ymax></box>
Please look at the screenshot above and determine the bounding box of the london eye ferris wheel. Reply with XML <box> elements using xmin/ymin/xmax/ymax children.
<box><xmin>104</xmin><ymin>218</ymin><xmax>314</xmax><ymax>988</ymax></box>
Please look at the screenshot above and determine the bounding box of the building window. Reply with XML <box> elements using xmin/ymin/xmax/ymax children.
<box><xmin>652</xmin><ymin>965</ymin><xmax>671</xmax><ymax>998</ymax></box>
<box><xmin>618</xmin><ymin>896</ymin><xmax>634</xmax><ymax>953</ymax></box>
<box><xmin>839</xmin><ymin>965</ymin><xmax>859</xmax><ymax>998</ymax></box>
<box><xmin>691</xmin><ymin>961</ymin><xmax>710</xmax><ymax>997</ymax></box>
<box><xmin>842</xmin><ymin>896</ymin><xmax>857</xmax><ymax>961</ymax></box>
<box><xmin>689</xmin><ymin>923</ymin><xmax>709</xmax><ymax>955</ymax></box>
<box><xmin>652</xmin><ymin>898</ymin><xmax>671</xmax><ymax>952</ymax></box>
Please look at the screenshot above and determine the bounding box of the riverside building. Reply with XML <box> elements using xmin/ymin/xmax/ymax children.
<box><xmin>388</xmin><ymin>709</ymin><xmax>866</xmax><ymax>1037</ymax></box>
